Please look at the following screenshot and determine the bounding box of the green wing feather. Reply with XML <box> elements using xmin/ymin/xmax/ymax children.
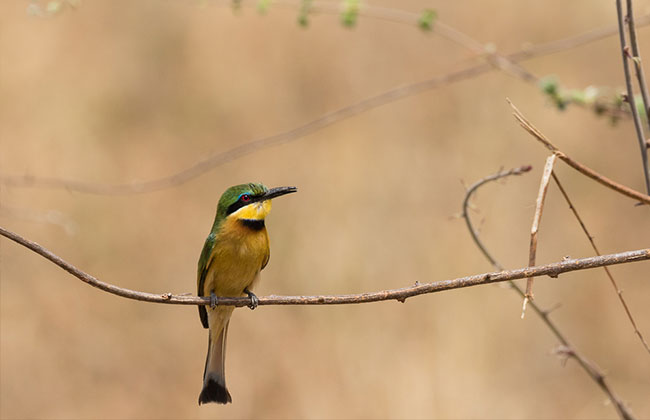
<box><xmin>261</xmin><ymin>249</ymin><xmax>270</xmax><ymax>271</ymax></box>
<box><xmin>197</xmin><ymin>232</ymin><xmax>217</xmax><ymax>329</ymax></box>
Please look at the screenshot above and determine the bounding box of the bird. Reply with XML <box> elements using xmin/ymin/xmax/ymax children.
<box><xmin>197</xmin><ymin>182</ymin><xmax>297</xmax><ymax>405</ymax></box>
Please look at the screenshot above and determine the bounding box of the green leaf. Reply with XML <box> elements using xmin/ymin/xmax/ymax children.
<box><xmin>257</xmin><ymin>0</ymin><xmax>271</xmax><ymax>14</ymax></box>
<box><xmin>341</xmin><ymin>0</ymin><xmax>359</xmax><ymax>27</ymax></box>
<box><xmin>418</xmin><ymin>9</ymin><xmax>437</xmax><ymax>31</ymax></box>
<box><xmin>298</xmin><ymin>0</ymin><xmax>311</xmax><ymax>27</ymax></box>
<box><xmin>539</xmin><ymin>76</ymin><xmax>559</xmax><ymax>96</ymax></box>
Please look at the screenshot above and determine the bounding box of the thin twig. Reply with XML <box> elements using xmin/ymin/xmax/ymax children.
<box><xmin>461</xmin><ymin>165</ymin><xmax>532</xmax><ymax>271</ymax></box>
<box><xmin>460</xmin><ymin>167</ymin><xmax>636</xmax><ymax>420</ymax></box>
<box><xmin>525</xmin><ymin>154</ymin><xmax>557</xmax><ymax>308</ymax></box>
<box><xmin>551</xmin><ymin>172</ymin><xmax>650</xmax><ymax>354</ymax></box>
<box><xmin>0</xmin><ymin>225</ymin><xmax>648</xmax><ymax>308</ymax></box>
<box><xmin>617</xmin><ymin>0</ymin><xmax>650</xmax><ymax>194</ymax></box>
<box><xmin>625</xmin><ymin>0</ymin><xmax>650</xmax><ymax>125</ymax></box>
<box><xmin>508</xmin><ymin>99</ymin><xmax>650</xmax><ymax>205</ymax></box>
<box><xmin>3</xmin><ymin>13</ymin><xmax>650</xmax><ymax>195</ymax></box>
<box><xmin>508</xmin><ymin>12</ymin><xmax>650</xmax><ymax>61</ymax></box>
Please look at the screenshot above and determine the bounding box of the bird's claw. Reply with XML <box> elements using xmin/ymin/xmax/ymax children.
<box><xmin>245</xmin><ymin>288</ymin><xmax>259</xmax><ymax>310</ymax></box>
<box><xmin>210</xmin><ymin>292</ymin><xmax>218</xmax><ymax>309</ymax></box>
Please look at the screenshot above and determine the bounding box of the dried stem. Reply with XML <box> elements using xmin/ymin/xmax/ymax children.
<box><xmin>551</xmin><ymin>173</ymin><xmax>650</xmax><ymax>354</ymax></box>
<box><xmin>508</xmin><ymin>99</ymin><xmax>650</xmax><ymax>205</ymax></box>
<box><xmin>525</xmin><ymin>154</ymin><xmax>557</xmax><ymax>305</ymax></box>
<box><xmin>617</xmin><ymin>0</ymin><xmax>650</xmax><ymax>194</ymax></box>
<box><xmin>0</xmin><ymin>225</ymin><xmax>648</xmax><ymax>309</ymax></box>
<box><xmin>460</xmin><ymin>167</ymin><xmax>636</xmax><ymax>420</ymax></box>
<box><xmin>3</xmin><ymin>14</ymin><xmax>650</xmax><ymax>195</ymax></box>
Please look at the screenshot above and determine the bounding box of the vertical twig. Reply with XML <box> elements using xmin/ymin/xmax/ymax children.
<box><xmin>551</xmin><ymin>173</ymin><xmax>650</xmax><ymax>354</ymax></box>
<box><xmin>616</xmin><ymin>0</ymin><xmax>650</xmax><ymax>194</ymax></box>
<box><xmin>626</xmin><ymin>0</ymin><xmax>650</xmax><ymax>125</ymax></box>
<box><xmin>524</xmin><ymin>154</ymin><xmax>557</xmax><ymax>315</ymax></box>
<box><xmin>461</xmin><ymin>167</ymin><xmax>635</xmax><ymax>420</ymax></box>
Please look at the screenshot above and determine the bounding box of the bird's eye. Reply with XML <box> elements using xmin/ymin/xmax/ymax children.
<box><xmin>241</xmin><ymin>194</ymin><xmax>251</xmax><ymax>202</ymax></box>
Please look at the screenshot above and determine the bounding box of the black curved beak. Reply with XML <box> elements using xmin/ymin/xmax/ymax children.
<box><xmin>263</xmin><ymin>186</ymin><xmax>298</xmax><ymax>200</ymax></box>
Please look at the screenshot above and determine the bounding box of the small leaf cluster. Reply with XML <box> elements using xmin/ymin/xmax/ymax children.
<box><xmin>539</xmin><ymin>76</ymin><xmax>638</xmax><ymax>125</ymax></box>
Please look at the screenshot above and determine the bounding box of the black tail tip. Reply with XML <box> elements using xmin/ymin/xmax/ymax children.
<box><xmin>198</xmin><ymin>378</ymin><xmax>232</xmax><ymax>405</ymax></box>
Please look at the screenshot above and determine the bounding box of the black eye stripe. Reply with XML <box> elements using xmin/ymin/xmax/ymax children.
<box><xmin>226</xmin><ymin>193</ymin><xmax>264</xmax><ymax>215</ymax></box>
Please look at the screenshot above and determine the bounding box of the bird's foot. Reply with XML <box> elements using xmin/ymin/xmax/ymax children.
<box><xmin>244</xmin><ymin>288</ymin><xmax>259</xmax><ymax>310</ymax></box>
<box><xmin>210</xmin><ymin>291</ymin><xmax>218</xmax><ymax>309</ymax></box>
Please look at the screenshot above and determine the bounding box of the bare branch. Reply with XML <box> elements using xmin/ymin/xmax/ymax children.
<box><xmin>1</xmin><ymin>225</ymin><xmax>648</xmax><ymax>309</ymax></box>
<box><xmin>461</xmin><ymin>165</ymin><xmax>532</xmax><ymax>271</ymax></box>
<box><xmin>460</xmin><ymin>167</ymin><xmax>637</xmax><ymax>420</ymax></box>
<box><xmin>617</xmin><ymin>0</ymin><xmax>650</xmax><ymax>193</ymax></box>
<box><xmin>508</xmin><ymin>99</ymin><xmax>650</xmax><ymax>205</ymax></box>
<box><xmin>3</xmin><ymin>14</ymin><xmax>650</xmax><ymax>195</ymax></box>
<box><xmin>625</xmin><ymin>0</ymin><xmax>650</xmax><ymax>125</ymax></box>
<box><xmin>508</xmin><ymin>12</ymin><xmax>650</xmax><ymax>61</ymax></box>
<box><xmin>552</xmin><ymin>173</ymin><xmax>650</xmax><ymax>354</ymax></box>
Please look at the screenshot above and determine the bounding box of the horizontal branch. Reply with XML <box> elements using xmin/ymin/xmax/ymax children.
<box><xmin>1</xmin><ymin>225</ymin><xmax>648</xmax><ymax>308</ymax></box>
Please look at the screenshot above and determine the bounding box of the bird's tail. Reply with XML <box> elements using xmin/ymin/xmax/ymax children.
<box><xmin>198</xmin><ymin>320</ymin><xmax>232</xmax><ymax>405</ymax></box>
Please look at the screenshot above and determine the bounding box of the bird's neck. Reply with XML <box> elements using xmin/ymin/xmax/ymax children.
<box><xmin>216</xmin><ymin>214</ymin><xmax>268</xmax><ymax>242</ymax></box>
<box><xmin>239</xmin><ymin>219</ymin><xmax>265</xmax><ymax>231</ymax></box>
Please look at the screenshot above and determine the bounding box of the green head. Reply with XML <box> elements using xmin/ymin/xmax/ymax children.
<box><xmin>212</xmin><ymin>183</ymin><xmax>297</xmax><ymax>229</ymax></box>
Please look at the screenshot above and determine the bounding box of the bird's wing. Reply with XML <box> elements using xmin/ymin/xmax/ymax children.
<box><xmin>261</xmin><ymin>239</ymin><xmax>270</xmax><ymax>271</ymax></box>
<box><xmin>197</xmin><ymin>232</ymin><xmax>216</xmax><ymax>329</ymax></box>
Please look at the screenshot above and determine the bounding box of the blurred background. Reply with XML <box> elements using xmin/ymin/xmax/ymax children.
<box><xmin>1</xmin><ymin>1</ymin><xmax>650</xmax><ymax>418</ymax></box>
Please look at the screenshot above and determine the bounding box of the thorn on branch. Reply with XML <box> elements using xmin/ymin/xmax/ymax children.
<box><xmin>553</xmin><ymin>344</ymin><xmax>576</xmax><ymax>366</ymax></box>
<box><xmin>624</xmin><ymin>45</ymin><xmax>633</xmax><ymax>58</ymax></box>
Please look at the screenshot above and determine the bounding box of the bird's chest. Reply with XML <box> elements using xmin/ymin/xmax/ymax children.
<box><xmin>206</xmin><ymin>223</ymin><xmax>269</xmax><ymax>296</ymax></box>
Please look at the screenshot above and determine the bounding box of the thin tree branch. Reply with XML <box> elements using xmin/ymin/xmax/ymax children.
<box><xmin>3</xmin><ymin>14</ymin><xmax>650</xmax><ymax>195</ymax></box>
<box><xmin>0</xmin><ymin>225</ymin><xmax>648</xmax><ymax>308</ymax></box>
<box><xmin>508</xmin><ymin>99</ymin><xmax>650</xmax><ymax>205</ymax></box>
<box><xmin>625</xmin><ymin>0</ymin><xmax>650</xmax><ymax>125</ymax></box>
<box><xmin>551</xmin><ymin>172</ymin><xmax>650</xmax><ymax>354</ymax></box>
<box><xmin>508</xmin><ymin>12</ymin><xmax>650</xmax><ymax>62</ymax></box>
<box><xmin>461</xmin><ymin>167</ymin><xmax>636</xmax><ymax>420</ymax></box>
<box><xmin>617</xmin><ymin>0</ymin><xmax>650</xmax><ymax>194</ymax></box>
<box><xmin>461</xmin><ymin>165</ymin><xmax>532</xmax><ymax>271</ymax></box>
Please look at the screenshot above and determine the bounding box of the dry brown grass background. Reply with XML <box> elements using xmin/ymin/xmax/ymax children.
<box><xmin>1</xmin><ymin>1</ymin><xmax>650</xmax><ymax>418</ymax></box>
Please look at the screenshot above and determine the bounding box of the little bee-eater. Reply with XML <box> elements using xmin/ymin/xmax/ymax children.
<box><xmin>197</xmin><ymin>183</ymin><xmax>297</xmax><ymax>405</ymax></box>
